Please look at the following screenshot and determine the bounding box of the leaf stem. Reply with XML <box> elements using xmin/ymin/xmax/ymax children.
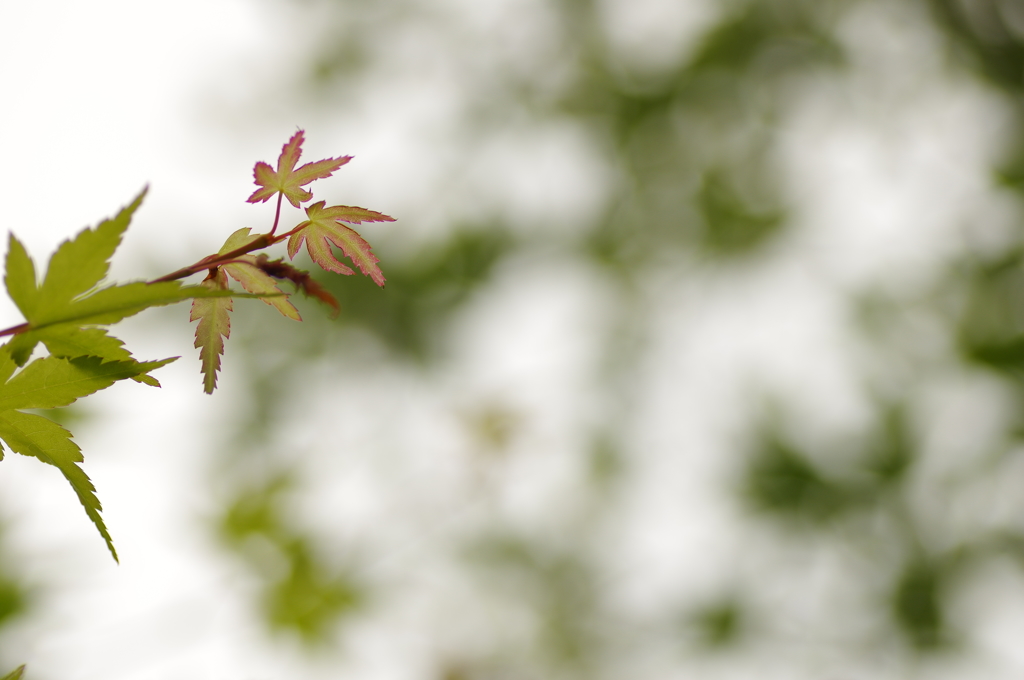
<box><xmin>269</xmin><ymin>193</ymin><xmax>283</xmax><ymax>237</ymax></box>
<box><xmin>0</xmin><ymin>323</ymin><xmax>29</xmax><ymax>339</ymax></box>
<box><xmin>148</xmin><ymin>217</ymin><xmax>314</xmax><ymax>285</ymax></box>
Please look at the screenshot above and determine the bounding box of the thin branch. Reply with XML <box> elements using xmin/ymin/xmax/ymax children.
<box><xmin>3</xmin><ymin>199</ymin><xmax>313</xmax><ymax>337</ymax></box>
<box><xmin>148</xmin><ymin>233</ymin><xmax>278</xmax><ymax>283</ymax></box>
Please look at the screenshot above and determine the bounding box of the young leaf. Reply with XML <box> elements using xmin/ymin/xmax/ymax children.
<box><xmin>219</xmin><ymin>226</ymin><xmax>264</xmax><ymax>253</ymax></box>
<box><xmin>287</xmin><ymin>201</ymin><xmax>392</xmax><ymax>287</ymax></box>
<box><xmin>247</xmin><ymin>130</ymin><xmax>352</xmax><ymax>208</ymax></box>
<box><xmin>219</xmin><ymin>229</ymin><xmax>300</xmax><ymax>320</ymax></box>
<box><xmin>190</xmin><ymin>269</ymin><xmax>233</xmax><ymax>394</ymax></box>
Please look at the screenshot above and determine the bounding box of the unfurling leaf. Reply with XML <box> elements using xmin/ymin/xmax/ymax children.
<box><xmin>288</xmin><ymin>201</ymin><xmax>393</xmax><ymax>287</ymax></box>
<box><xmin>219</xmin><ymin>229</ymin><xmax>300</xmax><ymax>321</ymax></box>
<box><xmin>191</xmin><ymin>269</ymin><xmax>233</xmax><ymax>394</ymax></box>
<box><xmin>247</xmin><ymin>130</ymin><xmax>351</xmax><ymax>208</ymax></box>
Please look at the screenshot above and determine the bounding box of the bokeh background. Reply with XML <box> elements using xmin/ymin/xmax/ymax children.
<box><xmin>3</xmin><ymin>0</ymin><xmax>1024</xmax><ymax>678</ymax></box>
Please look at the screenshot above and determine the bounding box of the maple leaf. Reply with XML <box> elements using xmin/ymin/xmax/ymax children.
<box><xmin>0</xmin><ymin>346</ymin><xmax>173</xmax><ymax>561</ymax></box>
<box><xmin>218</xmin><ymin>228</ymin><xmax>300</xmax><ymax>321</ymax></box>
<box><xmin>3</xmin><ymin>190</ymin><xmax>238</xmax><ymax>367</ymax></box>
<box><xmin>190</xmin><ymin>269</ymin><xmax>233</xmax><ymax>394</ymax></box>
<box><xmin>247</xmin><ymin>130</ymin><xmax>351</xmax><ymax>208</ymax></box>
<box><xmin>287</xmin><ymin>201</ymin><xmax>393</xmax><ymax>287</ymax></box>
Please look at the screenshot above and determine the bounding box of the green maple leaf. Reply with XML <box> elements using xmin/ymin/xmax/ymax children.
<box><xmin>4</xmin><ymin>189</ymin><xmax>237</xmax><ymax>368</ymax></box>
<box><xmin>246</xmin><ymin>130</ymin><xmax>351</xmax><ymax>208</ymax></box>
<box><xmin>0</xmin><ymin>348</ymin><xmax>173</xmax><ymax>561</ymax></box>
<box><xmin>287</xmin><ymin>201</ymin><xmax>394</xmax><ymax>287</ymax></box>
<box><xmin>219</xmin><ymin>228</ymin><xmax>300</xmax><ymax>321</ymax></box>
<box><xmin>190</xmin><ymin>269</ymin><xmax>233</xmax><ymax>394</ymax></box>
<box><xmin>1</xmin><ymin>665</ymin><xmax>25</xmax><ymax>680</ymax></box>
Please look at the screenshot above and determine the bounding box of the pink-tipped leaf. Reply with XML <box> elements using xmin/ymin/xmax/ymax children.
<box><xmin>287</xmin><ymin>201</ymin><xmax>393</xmax><ymax>287</ymax></box>
<box><xmin>247</xmin><ymin>130</ymin><xmax>352</xmax><ymax>208</ymax></box>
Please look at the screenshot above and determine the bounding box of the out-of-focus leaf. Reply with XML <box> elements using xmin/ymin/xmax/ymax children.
<box><xmin>891</xmin><ymin>558</ymin><xmax>948</xmax><ymax>650</ymax></box>
<box><xmin>219</xmin><ymin>473</ymin><xmax>365</xmax><ymax>643</ymax></box>
<box><xmin>957</xmin><ymin>250</ymin><xmax>1024</xmax><ymax>374</ymax></box>
<box><xmin>322</xmin><ymin>228</ymin><xmax>512</xmax><ymax>358</ymax></box>
<box><xmin>926</xmin><ymin>0</ymin><xmax>1024</xmax><ymax>93</ymax></box>
<box><xmin>690</xmin><ymin>598</ymin><xmax>746</xmax><ymax>649</ymax></box>
<box><xmin>743</xmin><ymin>435</ymin><xmax>860</xmax><ymax>522</ymax></box>
<box><xmin>862</xmin><ymin>405</ymin><xmax>914</xmax><ymax>487</ymax></box>
<box><xmin>0</xmin><ymin>665</ymin><xmax>25</xmax><ymax>680</ymax></box>
<box><xmin>468</xmin><ymin>534</ymin><xmax>600</xmax><ymax>669</ymax></box>
<box><xmin>262</xmin><ymin>539</ymin><xmax>363</xmax><ymax>641</ymax></box>
<box><xmin>696</xmin><ymin>170</ymin><xmax>784</xmax><ymax>255</ymax></box>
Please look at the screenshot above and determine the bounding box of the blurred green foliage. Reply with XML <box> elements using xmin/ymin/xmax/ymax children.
<box><xmin>892</xmin><ymin>557</ymin><xmax>948</xmax><ymax>650</ymax></box>
<box><xmin>958</xmin><ymin>249</ymin><xmax>1024</xmax><ymax>374</ymax></box>
<box><xmin>745</xmin><ymin>433</ymin><xmax>862</xmax><ymax>522</ymax></box>
<box><xmin>219</xmin><ymin>472</ymin><xmax>363</xmax><ymax>643</ymax></box>
<box><xmin>468</xmin><ymin>534</ymin><xmax>603</xmax><ymax>671</ymax></box>
<box><xmin>205</xmin><ymin>0</ymin><xmax>1024</xmax><ymax>674</ymax></box>
<box><xmin>0</xmin><ymin>524</ymin><xmax>29</xmax><ymax>674</ymax></box>
<box><xmin>569</xmin><ymin>0</ymin><xmax>842</xmax><ymax>268</ymax></box>
<box><xmin>321</xmin><ymin>227</ymin><xmax>512</xmax><ymax>360</ymax></box>
<box><xmin>743</xmin><ymin>405</ymin><xmax>956</xmax><ymax>648</ymax></box>
<box><xmin>0</xmin><ymin>570</ymin><xmax>25</xmax><ymax>633</ymax></box>
<box><xmin>689</xmin><ymin>598</ymin><xmax>746</xmax><ymax>649</ymax></box>
<box><xmin>744</xmin><ymin>405</ymin><xmax>915</xmax><ymax>523</ymax></box>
